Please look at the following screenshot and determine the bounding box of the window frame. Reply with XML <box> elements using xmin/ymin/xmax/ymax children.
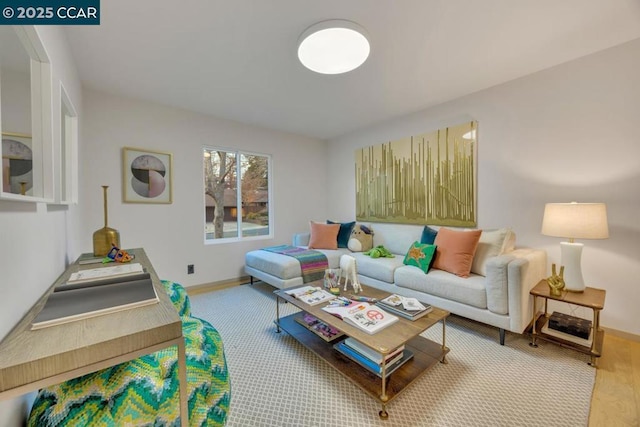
<box><xmin>203</xmin><ymin>146</ymin><xmax>273</xmax><ymax>245</ymax></box>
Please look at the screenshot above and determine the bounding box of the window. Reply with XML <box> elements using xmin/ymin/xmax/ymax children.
<box><xmin>204</xmin><ymin>147</ymin><xmax>271</xmax><ymax>242</ymax></box>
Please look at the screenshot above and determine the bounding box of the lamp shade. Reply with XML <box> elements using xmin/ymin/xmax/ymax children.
<box><xmin>541</xmin><ymin>202</ymin><xmax>609</xmax><ymax>240</ymax></box>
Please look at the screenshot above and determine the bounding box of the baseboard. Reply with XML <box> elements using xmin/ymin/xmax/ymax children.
<box><xmin>602</xmin><ymin>326</ymin><xmax>640</xmax><ymax>343</ymax></box>
<box><xmin>185</xmin><ymin>276</ymin><xmax>251</xmax><ymax>296</ymax></box>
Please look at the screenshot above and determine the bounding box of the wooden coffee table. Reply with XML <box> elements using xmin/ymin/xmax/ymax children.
<box><xmin>274</xmin><ymin>282</ymin><xmax>449</xmax><ymax>419</ymax></box>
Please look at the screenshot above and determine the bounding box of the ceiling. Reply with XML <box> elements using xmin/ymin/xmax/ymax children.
<box><xmin>63</xmin><ymin>0</ymin><xmax>640</xmax><ymax>140</ymax></box>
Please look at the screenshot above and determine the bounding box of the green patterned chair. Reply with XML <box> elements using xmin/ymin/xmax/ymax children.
<box><xmin>28</xmin><ymin>281</ymin><xmax>230</xmax><ymax>426</ymax></box>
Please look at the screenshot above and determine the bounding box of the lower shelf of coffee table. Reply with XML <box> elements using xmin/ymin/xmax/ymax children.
<box><xmin>275</xmin><ymin>312</ymin><xmax>448</xmax><ymax>404</ymax></box>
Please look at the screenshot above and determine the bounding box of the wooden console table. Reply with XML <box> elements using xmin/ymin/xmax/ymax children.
<box><xmin>0</xmin><ymin>248</ymin><xmax>188</xmax><ymax>426</ymax></box>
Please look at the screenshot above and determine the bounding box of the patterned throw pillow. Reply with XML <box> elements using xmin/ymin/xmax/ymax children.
<box><xmin>403</xmin><ymin>241</ymin><xmax>437</xmax><ymax>274</ymax></box>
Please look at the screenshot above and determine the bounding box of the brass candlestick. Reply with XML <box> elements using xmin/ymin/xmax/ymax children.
<box><xmin>92</xmin><ymin>185</ymin><xmax>121</xmax><ymax>256</ymax></box>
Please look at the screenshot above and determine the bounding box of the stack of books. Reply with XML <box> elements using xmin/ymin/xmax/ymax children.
<box><xmin>376</xmin><ymin>294</ymin><xmax>432</xmax><ymax>321</ymax></box>
<box><xmin>542</xmin><ymin>311</ymin><xmax>593</xmax><ymax>346</ymax></box>
<box><xmin>32</xmin><ymin>263</ymin><xmax>158</xmax><ymax>330</ymax></box>
<box><xmin>333</xmin><ymin>337</ymin><xmax>413</xmax><ymax>377</ymax></box>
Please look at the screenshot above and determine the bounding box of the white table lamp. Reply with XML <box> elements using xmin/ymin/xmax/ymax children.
<box><xmin>541</xmin><ymin>202</ymin><xmax>609</xmax><ymax>292</ymax></box>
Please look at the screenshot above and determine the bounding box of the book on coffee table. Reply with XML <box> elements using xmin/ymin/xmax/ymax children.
<box><xmin>343</xmin><ymin>337</ymin><xmax>405</xmax><ymax>365</ymax></box>
<box><xmin>322</xmin><ymin>301</ymin><xmax>398</xmax><ymax>334</ymax></box>
<box><xmin>285</xmin><ymin>286</ymin><xmax>335</xmax><ymax>306</ymax></box>
<box><xmin>333</xmin><ymin>340</ymin><xmax>413</xmax><ymax>377</ymax></box>
<box><xmin>294</xmin><ymin>313</ymin><xmax>344</xmax><ymax>342</ymax></box>
<box><xmin>377</xmin><ymin>294</ymin><xmax>432</xmax><ymax>321</ymax></box>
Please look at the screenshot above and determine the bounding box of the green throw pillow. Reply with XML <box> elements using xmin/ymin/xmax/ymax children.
<box><xmin>403</xmin><ymin>241</ymin><xmax>437</xmax><ymax>274</ymax></box>
<box><xmin>327</xmin><ymin>220</ymin><xmax>356</xmax><ymax>248</ymax></box>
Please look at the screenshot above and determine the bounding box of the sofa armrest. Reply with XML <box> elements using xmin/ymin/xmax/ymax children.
<box><xmin>485</xmin><ymin>254</ymin><xmax>517</xmax><ymax>315</ymax></box>
<box><xmin>484</xmin><ymin>248</ymin><xmax>547</xmax><ymax>333</ymax></box>
<box><xmin>506</xmin><ymin>248</ymin><xmax>547</xmax><ymax>333</ymax></box>
<box><xmin>292</xmin><ymin>232</ymin><xmax>310</xmax><ymax>246</ymax></box>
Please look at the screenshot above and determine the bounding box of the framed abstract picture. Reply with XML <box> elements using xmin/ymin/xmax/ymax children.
<box><xmin>355</xmin><ymin>120</ymin><xmax>477</xmax><ymax>227</ymax></box>
<box><xmin>122</xmin><ymin>147</ymin><xmax>173</xmax><ymax>204</ymax></box>
<box><xmin>2</xmin><ymin>132</ymin><xmax>33</xmax><ymax>196</ymax></box>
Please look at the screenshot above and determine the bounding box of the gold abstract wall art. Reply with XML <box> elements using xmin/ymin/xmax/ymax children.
<box><xmin>355</xmin><ymin>121</ymin><xmax>477</xmax><ymax>227</ymax></box>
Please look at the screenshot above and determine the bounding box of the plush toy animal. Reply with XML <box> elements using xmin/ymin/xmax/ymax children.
<box><xmin>347</xmin><ymin>224</ymin><xmax>374</xmax><ymax>252</ymax></box>
<box><xmin>363</xmin><ymin>245</ymin><xmax>395</xmax><ymax>258</ymax></box>
<box><xmin>339</xmin><ymin>254</ymin><xmax>362</xmax><ymax>294</ymax></box>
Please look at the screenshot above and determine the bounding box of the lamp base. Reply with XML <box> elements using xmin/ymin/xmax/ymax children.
<box><xmin>560</xmin><ymin>241</ymin><xmax>585</xmax><ymax>292</ymax></box>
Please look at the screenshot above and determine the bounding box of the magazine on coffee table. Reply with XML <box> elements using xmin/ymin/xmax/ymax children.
<box><xmin>377</xmin><ymin>294</ymin><xmax>432</xmax><ymax>321</ymax></box>
<box><xmin>322</xmin><ymin>301</ymin><xmax>398</xmax><ymax>334</ymax></box>
<box><xmin>294</xmin><ymin>312</ymin><xmax>344</xmax><ymax>342</ymax></box>
<box><xmin>284</xmin><ymin>286</ymin><xmax>336</xmax><ymax>306</ymax></box>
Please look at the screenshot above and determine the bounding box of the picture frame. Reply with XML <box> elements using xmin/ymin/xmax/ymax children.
<box><xmin>122</xmin><ymin>147</ymin><xmax>173</xmax><ymax>204</ymax></box>
<box><xmin>355</xmin><ymin>120</ymin><xmax>477</xmax><ymax>227</ymax></box>
<box><xmin>2</xmin><ymin>132</ymin><xmax>33</xmax><ymax>195</ymax></box>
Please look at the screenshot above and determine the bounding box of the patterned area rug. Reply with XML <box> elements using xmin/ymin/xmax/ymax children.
<box><xmin>190</xmin><ymin>282</ymin><xmax>595</xmax><ymax>427</ymax></box>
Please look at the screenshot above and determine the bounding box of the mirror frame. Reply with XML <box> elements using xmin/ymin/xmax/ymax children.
<box><xmin>57</xmin><ymin>83</ymin><xmax>78</xmax><ymax>204</ymax></box>
<box><xmin>0</xmin><ymin>26</ymin><xmax>53</xmax><ymax>203</ymax></box>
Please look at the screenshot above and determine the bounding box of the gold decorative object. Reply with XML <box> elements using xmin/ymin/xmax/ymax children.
<box><xmin>546</xmin><ymin>263</ymin><xmax>565</xmax><ymax>296</ymax></box>
<box><xmin>93</xmin><ymin>185</ymin><xmax>121</xmax><ymax>256</ymax></box>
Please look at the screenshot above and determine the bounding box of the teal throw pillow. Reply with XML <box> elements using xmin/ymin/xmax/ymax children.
<box><xmin>421</xmin><ymin>226</ymin><xmax>438</xmax><ymax>245</ymax></box>
<box><xmin>403</xmin><ymin>241</ymin><xmax>437</xmax><ymax>274</ymax></box>
<box><xmin>327</xmin><ymin>220</ymin><xmax>356</xmax><ymax>248</ymax></box>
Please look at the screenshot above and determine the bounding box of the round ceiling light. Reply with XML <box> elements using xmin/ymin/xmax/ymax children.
<box><xmin>297</xmin><ymin>20</ymin><xmax>370</xmax><ymax>75</ymax></box>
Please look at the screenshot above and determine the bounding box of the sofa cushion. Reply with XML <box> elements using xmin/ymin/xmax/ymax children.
<box><xmin>246</xmin><ymin>248</ymin><xmax>349</xmax><ymax>280</ymax></box>
<box><xmin>420</xmin><ymin>226</ymin><xmax>438</xmax><ymax>245</ymax></box>
<box><xmin>403</xmin><ymin>241</ymin><xmax>437</xmax><ymax>274</ymax></box>
<box><xmin>394</xmin><ymin>266</ymin><xmax>487</xmax><ymax>309</ymax></box>
<box><xmin>352</xmin><ymin>253</ymin><xmax>405</xmax><ymax>284</ymax></box>
<box><xmin>370</xmin><ymin>223</ymin><xmax>422</xmax><ymax>256</ymax></box>
<box><xmin>471</xmin><ymin>228</ymin><xmax>513</xmax><ymax>276</ymax></box>
<box><xmin>327</xmin><ymin>220</ymin><xmax>356</xmax><ymax>248</ymax></box>
<box><xmin>246</xmin><ymin>250</ymin><xmax>303</xmax><ymax>280</ymax></box>
<box><xmin>308</xmin><ymin>222</ymin><xmax>340</xmax><ymax>249</ymax></box>
<box><xmin>432</xmin><ymin>228</ymin><xmax>482</xmax><ymax>278</ymax></box>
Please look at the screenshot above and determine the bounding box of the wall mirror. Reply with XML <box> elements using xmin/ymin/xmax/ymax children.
<box><xmin>0</xmin><ymin>26</ymin><xmax>52</xmax><ymax>202</ymax></box>
<box><xmin>58</xmin><ymin>84</ymin><xmax>78</xmax><ymax>204</ymax></box>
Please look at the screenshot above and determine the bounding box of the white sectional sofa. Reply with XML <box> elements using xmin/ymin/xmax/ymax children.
<box><xmin>245</xmin><ymin>223</ymin><xmax>546</xmax><ymax>344</ymax></box>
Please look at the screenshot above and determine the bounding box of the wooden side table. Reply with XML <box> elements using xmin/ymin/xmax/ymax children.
<box><xmin>529</xmin><ymin>279</ymin><xmax>605</xmax><ymax>366</ymax></box>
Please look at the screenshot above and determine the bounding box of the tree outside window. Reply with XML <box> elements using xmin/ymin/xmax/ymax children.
<box><xmin>204</xmin><ymin>148</ymin><xmax>271</xmax><ymax>241</ymax></box>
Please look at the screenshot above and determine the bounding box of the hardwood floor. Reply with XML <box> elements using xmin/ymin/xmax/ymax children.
<box><xmin>589</xmin><ymin>334</ymin><xmax>640</xmax><ymax>426</ymax></box>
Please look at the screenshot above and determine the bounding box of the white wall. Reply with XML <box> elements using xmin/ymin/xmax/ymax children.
<box><xmin>0</xmin><ymin>26</ymin><xmax>82</xmax><ymax>426</ymax></box>
<box><xmin>79</xmin><ymin>89</ymin><xmax>328</xmax><ymax>287</ymax></box>
<box><xmin>327</xmin><ymin>39</ymin><xmax>640</xmax><ymax>336</ymax></box>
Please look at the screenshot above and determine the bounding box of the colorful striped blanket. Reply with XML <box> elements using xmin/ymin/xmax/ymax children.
<box><xmin>262</xmin><ymin>245</ymin><xmax>328</xmax><ymax>283</ymax></box>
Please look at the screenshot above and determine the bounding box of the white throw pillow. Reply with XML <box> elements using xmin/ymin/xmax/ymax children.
<box><xmin>471</xmin><ymin>228</ymin><xmax>515</xmax><ymax>276</ymax></box>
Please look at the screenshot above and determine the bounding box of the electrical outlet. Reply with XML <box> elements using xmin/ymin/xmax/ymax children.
<box><xmin>187</xmin><ymin>264</ymin><xmax>194</xmax><ymax>274</ymax></box>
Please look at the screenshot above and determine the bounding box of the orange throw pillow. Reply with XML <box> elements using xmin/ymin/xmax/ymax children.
<box><xmin>308</xmin><ymin>222</ymin><xmax>340</xmax><ymax>250</ymax></box>
<box><xmin>432</xmin><ymin>228</ymin><xmax>482</xmax><ymax>278</ymax></box>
